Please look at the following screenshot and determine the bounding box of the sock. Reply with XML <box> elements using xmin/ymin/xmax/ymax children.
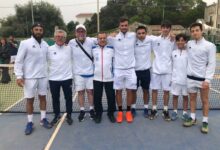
<box><xmin>80</xmin><ymin>107</ymin><xmax>85</xmax><ymax>111</ymax></box>
<box><xmin>183</xmin><ymin>111</ymin><xmax>187</xmax><ymax>115</ymax></box>
<box><xmin>174</xmin><ymin>109</ymin><xmax>177</xmax><ymax>113</ymax></box>
<box><xmin>127</xmin><ymin>106</ymin><xmax>131</xmax><ymax>111</ymax></box>
<box><xmin>153</xmin><ymin>105</ymin><xmax>157</xmax><ymax>110</ymax></box>
<box><xmin>164</xmin><ymin>106</ymin><xmax>168</xmax><ymax>111</ymax></box>
<box><xmin>144</xmin><ymin>105</ymin><xmax>148</xmax><ymax>109</ymax></box>
<box><xmin>27</xmin><ymin>114</ymin><xmax>33</xmax><ymax>123</ymax></box>
<box><xmin>40</xmin><ymin>110</ymin><xmax>46</xmax><ymax>120</ymax></box>
<box><xmin>190</xmin><ymin>113</ymin><xmax>196</xmax><ymax>120</ymax></box>
<box><xmin>89</xmin><ymin>106</ymin><xmax>94</xmax><ymax>110</ymax></box>
<box><xmin>202</xmin><ymin>116</ymin><xmax>208</xmax><ymax>123</ymax></box>
<box><xmin>118</xmin><ymin>106</ymin><xmax>122</xmax><ymax>111</ymax></box>
<box><xmin>131</xmin><ymin>104</ymin><xmax>136</xmax><ymax>109</ymax></box>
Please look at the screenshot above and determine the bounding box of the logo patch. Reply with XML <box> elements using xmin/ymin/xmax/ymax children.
<box><xmin>157</xmin><ymin>43</ymin><xmax>160</xmax><ymax>46</ymax></box>
<box><xmin>32</xmin><ymin>45</ymin><xmax>36</xmax><ymax>48</ymax></box>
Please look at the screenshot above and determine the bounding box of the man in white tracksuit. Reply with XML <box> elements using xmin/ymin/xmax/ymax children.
<box><xmin>150</xmin><ymin>20</ymin><xmax>175</xmax><ymax>121</ymax></box>
<box><xmin>14</xmin><ymin>23</ymin><xmax>52</xmax><ymax>135</ymax></box>
<box><xmin>92</xmin><ymin>32</ymin><xmax>116</xmax><ymax>123</ymax></box>
<box><xmin>108</xmin><ymin>17</ymin><xmax>137</xmax><ymax>123</ymax></box>
<box><xmin>131</xmin><ymin>26</ymin><xmax>153</xmax><ymax>118</ymax></box>
<box><xmin>47</xmin><ymin>29</ymin><xmax>73</xmax><ymax>126</ymax></box>
<box><xmin>183</xmin><ymin>22</ymin><xmax>216</xmax><ymax>134</ymax></box>
<box><xmin>68</xmin><ymin>24</ymin><xmax>96</xmax><ymax>122</ymax></box>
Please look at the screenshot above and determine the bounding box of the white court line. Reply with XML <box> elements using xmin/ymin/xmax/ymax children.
<box><xmin>210</xmin><ymin>88</ymin><xmax>220</xmax><ymax>94</ymax></box>
<box><xmin>72</xmin><ymin>92</ymin><xmax>78</xmax><ymax>102</ymax></box>
<box><xmin>3</xmin><ymin>97</ymin><xmax>25</xmax><ymax>112</ymax></box>
<box><xmin>44</xmin><ymin>93</ymin><xmax>77</xmax><ymax>150</ymax></box>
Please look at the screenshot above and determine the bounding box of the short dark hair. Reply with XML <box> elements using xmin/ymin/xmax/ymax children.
<box><xmin>97</xmin><ymin>31</ymin><xmax>107</xmax><ymax>36</ymax></box>
<box><xmin>119</xmin><ymin>17</ymin><xmax>129</xmax><ymax>23</ymax></box>
<box><xmin>190</xmin><ymin>22</ymin><xmax>203</xmax><ymax>31</ymax></box>
<box><xmin>136</xmin><ymin>26</ymin><xmax>147</xmax><ymax>32</ymax></box>
<box><xmin>175</xmin><ymin>33</ymin><xmax>188</xmax><ymax>41</ymax></box>
<box><xmin>161</xmin><ymin>20</ymin><xmax>172</xmax><ymax>28</ymax></box>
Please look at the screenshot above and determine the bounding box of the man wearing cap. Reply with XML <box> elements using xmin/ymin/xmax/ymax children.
<box><xmin>14</xmin><ymin>23</ymin><xmax>52</xmax><ymax>135</ymax></box>
<box><xmin>47</xmin><ymin>29</ymin><xmax>73</xmax><ymax>126</ymax></box>
<box><xmin>68</xmin><ymin>24</ymin><xmax>96</xmax><ymax>122</ymax></box>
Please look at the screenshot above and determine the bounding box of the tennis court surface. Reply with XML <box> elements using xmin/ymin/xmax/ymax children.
<box><xmin>0</xmin><ymin>55</ymin><xmax>219</xmax><ymax>150</ymax></box>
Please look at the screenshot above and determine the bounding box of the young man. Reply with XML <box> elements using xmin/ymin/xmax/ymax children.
<box><xmin>132</xmin><ymin>26</ymin><xmax>152</xmax><ymax>118</ymax></box>
<box><xmin>170</xmin><ymin>34</ymin><xmax>189</xmax><ymax>121</ymax></box>
<box><xmin>47</xmin><ymin>29</ymin><xmax>73</xmax><ymax>126</ymax></box>
<box><xmin>14</xmin><ymin>23</ymin><xmax>52</xmax><ymax>135</ymax></box>
<box><xmin>150</xmin><ymin>20</ymin><xmax>175</xmax><ymax>121</ymax></box>
<box><xmin>183</xmin><ymin>23</ymin><xmax>216</xmax><ymax>134</ymax></box>
<box><xmin>92</xmin><ymin>32</ymin><xmax>116</xmax><ymax>123</ymax></box>
<box><xmin>108</xmin><ymin>17</ymin><xmax>137</xmax><ymax>123</ymax></box>
<box><xmin>68</xmin><ymin>24</ymin><xmax>95</xmax><ymax>122</ymax></box>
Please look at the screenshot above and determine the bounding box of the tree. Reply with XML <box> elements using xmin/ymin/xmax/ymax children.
<box><xmin>0</xmin><ymin>1</ymin><xmax>66</xmax><ymax>37</ymax></box>
<box><xmin>66</xmin><ymin>21</ymin><xmax>79</xmax><ymax>35</ymax></box>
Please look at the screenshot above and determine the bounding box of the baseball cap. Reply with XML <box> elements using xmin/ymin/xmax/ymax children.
<box><xmin>75</xmin><ymin>24</ymin><xmax>86</xmax><ymax>31</ymax></box>
<box><xmin>31</xmin><ymin>22</ymin><xmax>44</xmax><ymax>29</ymax></box>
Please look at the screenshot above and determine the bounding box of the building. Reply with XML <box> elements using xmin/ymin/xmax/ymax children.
<box><xmin>204</xmin><ymin>1</ymin><xmax>220</xmax><ymax>28</ymax></box>
<box><xmin>76</xmin><ymin>13</ymin><xmax>94</xmax><ymax>24</ymax></box>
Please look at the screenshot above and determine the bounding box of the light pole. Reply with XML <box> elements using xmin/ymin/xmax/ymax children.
<box><xmin>31</xmin><ymin>0</ymin><xmax>34</xmax><ymax>24</ymax></box>
<box><xmin>97</xmin><ymin>0</ymin><xmax>100</xmax><ymax>33</ymax></box>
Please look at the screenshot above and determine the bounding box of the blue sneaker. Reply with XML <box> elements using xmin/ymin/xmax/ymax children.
<box><xmin>143</xmin><ymin>108</ymin><xmax>149</xmax><ymax>118</ymax></box>
<box><xmin>40</xmin><ymin>118</ymin><xmax>52</xmax><ymax>129</ymax></box>
<box><xmin>131</xmin><ymin>108</ymin><xmax>136</xmax><ymax>117</ymax></box>
<box><xmin>182</xmin><ymin>113</ymin><xmax>189</xmax><ymax>121</ymax></box>
<box><xmin>171</xmin><ymin>111</ymin><xmax>178</xmax><ymax>121</ymax></box>
<box><xmin>25</xmin><ymin>122</ymin><xmax>34</xmax><ymax>135</ymax></box>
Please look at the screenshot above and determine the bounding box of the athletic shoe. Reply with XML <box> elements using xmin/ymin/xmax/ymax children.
<box><xmin>201</xmin><ymin>122</ymin><xmax>209</xmax><ymax>134</ymax></box>
<box><xmin>162</xmin><ymin>110</ymin><xmax>171</xmax><ymax>121</ymax></box>
<box><xmin>66</xmin><ymin>114</ymin><xmax>73</xmax><ymax>125</ymax></box>
<box><xmin>116</xmin><ymin>111</ymin><xmax>123</xmax><ymax>123</ymax></box>
<box><xmin>131</xmin><ymin>108</ymin><xmax>136</xmax><ymax>117</ymax></box>
<box><xmin>40</xmin><ymin>118</ymin><xmax>52</xmax><ymax>129</ymax></box>
<box><xmin>125</xmin><ymin>111</ymin><xmax>133</xmax><ymax>123</ymax></box>
<box><xmin>107</xmin><ymin>113</ymin><xmax>116</xmax><ymax>123</ymax></box>
<box><xmin>89</xmin><ymin>109</ymin><xmax>95</xmax><ymax>120</ymax></box>
<box><xmin>149</xmin><ymin>109</ymin><xmax>158</xmax><ymax>120</ymax></box>
<box><xmin>78</xmin><ymin>110</ymin><xmax>86</xmax><ymax>122</ymax></box>
<box><xmin>94</xmin><ymin>115</ymin><xmax>102</xmax><ymax>124</ymax></box>
<box><xmin>143</xmin><ymin>108</ymin><xmax>149</xmax><ymax>118</ymax></box>
<box><xmin>25</xmin><ymin>122</ymin><xmax>34</xmax><ymax>135</ymax></box>
<box><xmin>50</xmin><ymin>115</ymin><xmax>61</xmax><ymax>126</ymax></box>
<box><xmin>181</xmin><ymin>113</ymin><xmax>189</xmax><ymax>121</ymax></box>
<box><xmin>171</xmin><ymin>111</ymin><xmax>178</xmax><ymax>121</ymax></box>
<box><xmin>183</xmin><ymin>117</ymin><xmax>197</xmax><ymax>127</ymax></box>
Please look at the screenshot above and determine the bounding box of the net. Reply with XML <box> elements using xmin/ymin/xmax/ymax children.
<box><xmin>0</xmin><ymin>56</ymin><xmax>220</xmax><ymax>113</ymax></box>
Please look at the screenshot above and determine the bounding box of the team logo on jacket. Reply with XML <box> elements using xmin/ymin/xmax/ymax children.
<box><xmin>157</xmin><ymin>43</ymin><xmax>160</xmax><ymax>46</ymax></box>
<box><xmin>174</xmin><ymin>55</ymin><xmax>177</xmax><ymax>57</ymax></box>
<box><xmin>76</xmin><ymin>45</ymin><xmax>78</xmax><ymax>47</ymax></box>
<box><xmin>118</xmin><ymin>38</ymin><xmax>121</xmax><ymax>41</ymax></box>
<box><xmin>54</xmin><ymin>52</ymin><xmax>56</xmax><ymax>55</ymax></box>
<box><xmin>32</xmin><ymin>45</ymin><xmax>36</xmax><ymax>48</ymax></box>
<box><xmin>136</xmin><ymin>43</ymin><xmax>138</xmax><ymax>46</ymax></box>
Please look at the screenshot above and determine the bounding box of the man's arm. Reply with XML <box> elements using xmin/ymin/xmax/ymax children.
<box><xmin>205</xmin><ymin>43</ymin><xmax>216</xmax><ymax>83</ymax></box>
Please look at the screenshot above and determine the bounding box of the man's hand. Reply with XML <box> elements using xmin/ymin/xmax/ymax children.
<box><xmin>16</xmin><ymin>79</ymin><xmax>24</xmax><ymax>87</ymax></box>
<box><xmin>202</xmin><ymin>81</ymin><xmax>209</xmax><ymax>89</ymax></box>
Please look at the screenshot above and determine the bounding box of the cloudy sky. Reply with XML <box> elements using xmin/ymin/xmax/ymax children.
<box><xmin>0</xmin><ymin>0</ymin><xmax>217</xmax><ymax>23</ymax></box>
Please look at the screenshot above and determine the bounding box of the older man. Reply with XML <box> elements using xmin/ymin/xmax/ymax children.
<box><xmin>14</xmin><ymin>23</ymin><xmax>52</xmax><ymax>135</ymax></box>
<box><xmin>68</xmin><ymin>24</ymin><xmax>96</xmax><ymax>122</ymax></box>
<box><xmin>47</xmin><ymin>29</ymin><xmax>73</xmax><ymax>126</ymax></box>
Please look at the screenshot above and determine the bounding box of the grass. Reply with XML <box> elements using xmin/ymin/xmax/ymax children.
<box><xmin>0</xmin><ymin>68</ymin><xmax>23</xmax><ymax>111</ymax></box>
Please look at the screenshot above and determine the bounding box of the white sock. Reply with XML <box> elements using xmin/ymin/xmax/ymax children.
<box><xmin>144</xmin><ymin>105</ymin><xmax>148</xmax><ymax>109</ymax></box>
<box><xmin>89</xmin><ymin>106</ymin><xmax>94</xmax><ymax>110</ymax></box>
<box><xmin>153</xmin><ymin>105</ymin><xmax>157</xmax><ymax>110</ymax></box>
<box><xmin>27</xmin><ymin>114</ymin><xmax>33</xmax><ymax>123</ymax></box>
<box><xmin>80</xmin><ymin>107</ymin><xmax>85</xmax><ymax>111</ymax></box>
<box><xmin>41</xmin><ymin>110</ymin><xmax>46</xmax><ymax>120</ymax></box>
<box><xmin>131</xmin><ymin>104</ymin><xmax>136</xmax><ymax>108</ymax></box>
<box><xmin>190</xmin><ymin>113</ymin><xmax>196</xmax><ymax>120</ymax></box>
<box><xmin>164</xmin><ymin>106</ymin><xmax>168</xmax><ymax>111</ymax></box>
<box><xmin>202</xmin><ymin>116</ymin><xmax>208</xmax><ymax>123</ymax></box>
<box><xmin>173</xmin><ymin>109</ymin><xmax>177</xmax><ymax>113</ymax></box>
<box><xmin>183</xmin><ymin>111</ymin><xmax>187</xmax><ymax>115</ymax></box>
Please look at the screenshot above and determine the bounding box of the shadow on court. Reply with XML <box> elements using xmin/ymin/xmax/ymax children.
<box><xmin>0</xmin><ymin>110</ymin><xmax>220</xmax><ymax>150</ymax></box>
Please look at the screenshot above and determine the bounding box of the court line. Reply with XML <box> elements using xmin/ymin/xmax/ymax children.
<box><xmin>72</xmin><ymin>92</ymin><xmax>78</xmax><ymax>102</ymax></box>
<box><xmin>3</xmin><ymin>97</ymin><xmax>25</xmax><ymax>112</ymax></box>
<box><xmin>210</xmin><ymin>88</ymin><xmax>220</xmax><ymax>94</ymax></box>
<box><xmin>44</xmin><ymin>92</ymin><xmax>77</xmax><ymax>150</ymax></box>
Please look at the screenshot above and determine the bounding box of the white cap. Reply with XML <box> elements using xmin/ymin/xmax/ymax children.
<box><xmin>75</xmin><ymin>24</ymin><xmax>86</xmax><ymax>31</ymax></box>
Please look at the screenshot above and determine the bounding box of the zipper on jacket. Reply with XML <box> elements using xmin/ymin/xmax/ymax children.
<box><xmin>101</xmin><ymin>47</ymin><xmax>104</xmax><ymax>81</ymax></box>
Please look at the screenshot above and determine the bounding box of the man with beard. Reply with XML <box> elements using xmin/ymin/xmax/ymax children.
<box><xmin>15</xmin><ymin>23</ymin><xmax>52</xmax><ymax>135</ymax></box>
